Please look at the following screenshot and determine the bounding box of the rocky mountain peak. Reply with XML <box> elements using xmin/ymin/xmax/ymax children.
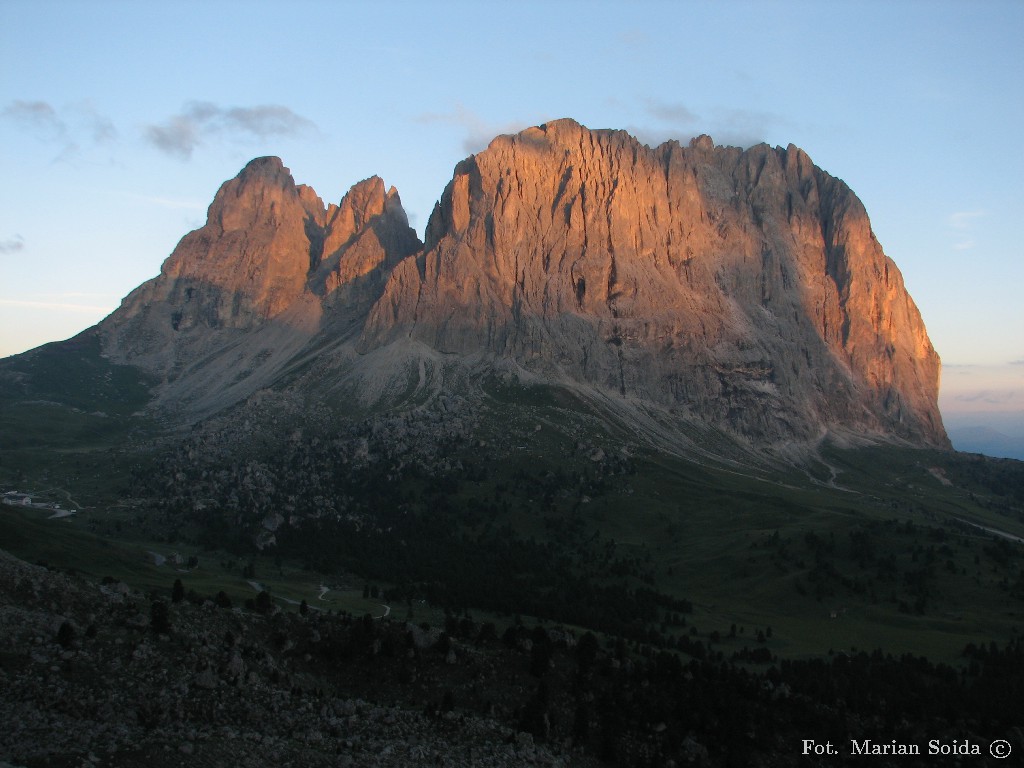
<box><xmin>689</xmin><ymin>134</ymin><xmax>715</xmax><ymax>151</ymax></box>
<box><xmin>363</xmin><ymin>120</ymin><xmax>947</xmax><ymax>448</ymax></box>
<box><xmin>90</xmin><ymin>120</ymin><xmax>946</xmax><ymax>451</ymax></box>
<box><xmin>312</xmin><ymin>176</ymin><xmax>421</xmax><ymax>308</ymax></box>
<box><xmin>236</xmin><ymin>154</ymin><xmax>290</xmax><ymax>181</ymax></box>
<box><xmin>210</xmin><ymin>156</ymin><xmax>305</xmax><ymax>230</ymax></box>
<box><xmin>99</xmin><ymin>162</ymin><xmax>419</xmax><ymax>405</ymax></box>
<box><xmin>320</xmin><ymin>176</ymin><xmax>388</xmax><ymax>260</ymax></box>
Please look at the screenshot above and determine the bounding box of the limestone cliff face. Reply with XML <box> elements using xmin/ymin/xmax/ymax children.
<box><xmin>100</xmin><ymin>158</ymin><xmax>420</xmax><ymax>398</ymax></box>
<box><xmin>95</xmin><ymin>122</ymin><xmax>946</xmax><ymax>448</ymax></box>
<box><xmin>310</xmin><ymin>176</ymin><xmax>421</xmax><ymax>316</ymax></box>
<box><xmin>363</xmin><ymin>119</ymin><xmax>947</xmax><ymax>447</ymax></box>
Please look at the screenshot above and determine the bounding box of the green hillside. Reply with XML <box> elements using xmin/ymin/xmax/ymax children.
<box><xmin>4</xmin><ymin>370</ymin><xmax>1021</xmax><ymax>665</ymax></box>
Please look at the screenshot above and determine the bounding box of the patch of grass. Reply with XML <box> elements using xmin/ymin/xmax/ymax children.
<box><xmin>0</xmin><ymin>332</ymin><xmax>162</xmax><ymax>501</ymax></box>
<box><xmin>0</xmin><ymin>331</ymin><xmax>154</xmax><ymax>415</ymax></box>
<box><xmin>4</xmin><ymin>357</ymin><xmax>1023</xmax><ymax>665</ymax></box>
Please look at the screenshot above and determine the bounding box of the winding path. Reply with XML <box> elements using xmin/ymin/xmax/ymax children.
<box><xmin>954</xmin><ymin>518</ymin><xmax>1024</xmax><ymax>544</ymax></box>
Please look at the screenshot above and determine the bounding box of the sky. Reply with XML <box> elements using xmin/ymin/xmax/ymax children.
<box><xmin>1</xmin><ymin>0</ymin><xmax>1022</xmax><ymax>446</ymax></box>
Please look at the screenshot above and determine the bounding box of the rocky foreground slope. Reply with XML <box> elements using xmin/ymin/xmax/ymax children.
<box><xmin>3</xmin><ymin>536</ymin><xmax>1022</xmax><ymax>768</ymax></box>
<box><xmin>92</xmin><ymin>119</ymin><xmax>946</xmax><ymax>453</ymax></box>
<box><xmin>0</xmin><ymin>548</ymin><xmax>593</xmax><ymax>768</ymax></box>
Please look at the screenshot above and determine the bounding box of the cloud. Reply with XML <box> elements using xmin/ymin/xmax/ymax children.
<box><xmin>1</xmin><ymin>100</ymin><xmax>67</xmax><ymax>140</ymax></box>
<box><xmin>145</xmin><ymin>102</ymin><xmax>316</xmax><ymax>160</ymax></box>
<box><xmin>128</xmin><ymin>194</ymin><xmax>206</xmax><ymax>211</ymax></box>
<box><xmin>224</xmin><ymin>105</ymin><xmax>313</xmax><ymax>138</ymax></box>
<box><xmin>707</xmin><ymin>107</ymin><xmax>781</xmax><ymax>148</ymax></box>
<box><xmin>0</xmin><ymin>235</ymin><xmax>24</xmax><ymax>254</ymax></box>
<box><xmin>1010</xmin><ymin>359</ymin><xmax>1024</xmax><ymax>366</ymax></box>
<box><xmin>949</xmin><ymin>210</ymin><xmax>987</xmax><ymax>229</ymax></box>
<box><xmin>954</xmin><ymin>389</ymin><xmax>1018</xmax><ymax>405</ymax></box>
<box><xmin>629</xmin><ymin>98</ymin><xmax>782</xmax><ymax>149</ymax></box>
<box><xmin>145</xmin><ymin>112</ymin><xmax>202</xmax><ymax>159</ymax></box>
<box><xmin>416</xmin><ymin>104</ymin><xmax>531</xmax><ymax>154</ymax></box>
<box><xmin>948</xmin><ymin>209</ymin><xmax>987</xmax><ymax>251</ymax></box>
<box><xmin>72</xmin><ymin>101</ymin><xmax>118</xmax><ymax>144</ymax></box>
<box><xmin>625</xmin><ymin>99</ymin><xmax>700</xmax><ymax>147</ymax></box>
<box><xmin>2</xmin><ymin>99</ymin><xmax>119</xmax><ymax>163</ymax></box>
<box><xmin>643</xmin><ymin>98</ymin><xmax>699</xmax><ymax>125</ymax></box>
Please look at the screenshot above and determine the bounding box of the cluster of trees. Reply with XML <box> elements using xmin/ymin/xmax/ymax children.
<box><xmin>115</xmin><ymin>404</ymin><xmax>1024</xmax><ymax>765</ymax></box>
<box><xmin>755</xmin><ymin>517</ymin><xmax>1024</xmax><ymax>619</ymax></box>
<box><xmin>128</xmin><ymin>414</ymin><xmax>1024</xmax><ymax>674</ymax></box>
<box><xmin>134</xmin><ymin>412</ymin><xmax>689</xmax><ymax>644</ymax></box>
<box><xmin>133</xmin><ymin>576</ymin><xmax>1024</xmax><ymax>767</ymax></box>
<box><xmin>940</xmin><ymin>453</ymin><xmax>1024</xmax><ymax>512</ymax></box>
<box><xmin>278</xmin><ymin>509</ymin><xmax>688</xmax><ymax>642</ymax></box>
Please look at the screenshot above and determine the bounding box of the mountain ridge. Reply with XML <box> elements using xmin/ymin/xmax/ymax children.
<box><xmin>18</xmin><ymin>119</ymin><xmax>949</xmax><ymax>455</ymax></box>
<box><xmin>7</xmin><ymin>125</ymin><xmax>1024</xmax><ymax>768</ymax></box>
<box><xmin>360</xmin><ymin>119</ymin><xmax>945</xmax><ymax>449</ymax></box>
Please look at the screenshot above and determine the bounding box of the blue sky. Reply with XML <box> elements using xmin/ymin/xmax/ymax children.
<box><xmin>1</xmin><ymin>0</ymin><xmax>1021</xmax><ymax>436</ymax></box>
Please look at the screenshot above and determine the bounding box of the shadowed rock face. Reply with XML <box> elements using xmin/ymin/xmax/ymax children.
<box><xmin>95</xmin><ymin>120</ymin><xmax>946</xmax><ymax>449</ymax></box>
<box><xmin>362</xmin><ymin>119</ymin><xmax>946</xmax><ymax>446</ymax></box>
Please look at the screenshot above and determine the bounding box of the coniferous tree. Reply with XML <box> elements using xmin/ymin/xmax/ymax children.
<box><xmin>255</xmin><ymin>590</ymin><xmax>272</xmax><ymax>614</ymax></box>
<box><xmin>56</xmin><ymin>620</ymin><xmax>76</xmax><ymax>648</ymax></box>
<box><xmin>150</xmin><ymin>600</ymin><xmax>171</xmax><ymax>634</ymax></box>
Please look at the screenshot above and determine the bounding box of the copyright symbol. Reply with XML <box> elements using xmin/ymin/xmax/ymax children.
<box><xmin>990</xmin><ymin>739</ymin><xmax>1011</xmax><ymax>759</ymax></box>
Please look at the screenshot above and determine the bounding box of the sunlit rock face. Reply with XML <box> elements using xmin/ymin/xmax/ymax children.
<box><xmin>363</xmin><ymin>119</ymin><xmax>947</xmax><ymax>447</ymax></box>
<box><xmin>94</xmin><ymin>121</ymin><xmax>946</xmax><ymax>448</ymax></box>
<box><xmin>99</xmin><ymin>158</ymin><xmax>419</xmax><ymax>410</ymax></box>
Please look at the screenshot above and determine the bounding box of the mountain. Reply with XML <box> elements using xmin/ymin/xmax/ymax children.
<box><xmin>4</xmin><ymin>122</ymin><xmax>1024</xmax><ymax>768</ymax></box>
<box><xmin>82</xmin><ymin>119</ymin><xmax>944</xmax><ymax>456</ymax></box>
<box><xmin>362</xmin><ymin>120</ymin><xmax>946</xmax><ymax>449</ymax></box>
<box><xmin>949</xmin><ymin>425</ymin><xmax>1024</xmax><ymax>461</ymax></box>
<box><xmin>98</xmin><ymin>157</ymin><xmax>420</xmax><ymax>416</ymax></box>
